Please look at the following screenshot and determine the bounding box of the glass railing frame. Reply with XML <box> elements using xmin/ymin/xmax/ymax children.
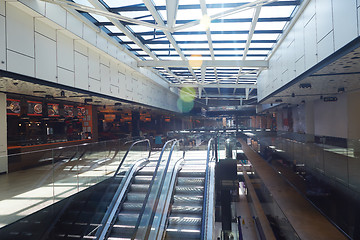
<box><xmin>93</xmin><ymin>139</ymin><xmax>152</xmax><ymax>239</ymax></box>
<box><xmin>132</xmin><ymin>139</ymin><xmax>184</xmax><ymax>239</ymax></box>
<box><xmin>201</xmin><ymin>138</ymin><xmax>216</xmax><ymax>240</ymax></box>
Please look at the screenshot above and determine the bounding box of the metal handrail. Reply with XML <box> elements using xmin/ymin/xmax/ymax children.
<box><xmin>201</xmin><ymin>138</ymin><xmax>216</xmax><ymax>240</ymax></box>
<box><xmin>152</xmin><ymin>156</ymin><xmax>185</xmax><ymax>240</ymax></box>
<box><xmin>113</xmin><ymin>139</ymin><xmax>151</xmax><ymax>176</ymax></box>
<box><xmin>94</xmin><ymin>139</ymin><xmax>151</xmax><ymax>239</ymax></box>
<box><xmin>132</xmin><ymin>139</ymin><xmax>184</xmax><ymax>239</ymax></box>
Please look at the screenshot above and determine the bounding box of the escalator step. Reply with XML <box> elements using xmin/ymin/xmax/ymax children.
<box><xmin>177</xmin><ymin>177</ymin><xmax>204</xmax><ymax>186</ymax></box>
<box><xmin>171</xmin><ymin>205</ymin><xmax>202</xmax><ymax>214</ymax></box>
<box><xmin>110</xmin><ymin>224</ymin><xmax>136</xmax><ymax>236</ymax></box>
<box><xmin>168</xmin><ymin>214</ymin><xmax>202</xmax><ymax>226</ymax></box>
<box><xmin>117</xmin><ymin>212</ymin><xmax>139</xmax><ymax>225</ymax></box>
<box><xmin>165</xmin><ymin>228</ymin><xmax>201</xmax><ymax>239</ymax></box>
<box><xmin>130</xmin><ymin>184</ymin><xmax>149</xmax><ymax>192</ymax></box>
<box><xmin>126</xmin><ymin>193</ymin><xmax>146</xmax><ymax>202</ymax></box>
<box><xmin>178</xmin><ymin>171</ymin><xmax>205</xmax><ymax>177</ymax></box>
<box><xmin>173</xmin><ymin>195</ymin><xmax>203</xmax><ymax>205</ymax></box>
<box><xmin>175</xmin><ymin>186</ymin><xmax>204</xmax><ymax>195</ymax></box>
<box><xmin>121</xmin><ymin>202</ymin><xmax>143</xmax><ymax>211</ymax></box>
<box><xmin>133</xmin><ymin>175</ymin><xmax>152</xmax><ymax>184</ymax></box>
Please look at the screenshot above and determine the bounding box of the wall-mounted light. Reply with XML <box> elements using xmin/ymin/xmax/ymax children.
<box><xmin>60</xmin><ymin>91</ymin><xmax>65</xmax><ymax>97</ymax></box>
<box><xmin>299</xmin><ymin>83</ymin><xmax>312</xmax><ymax>88</ymax></box>
<box><xmin>275</xmin><ymin>99</ymin><xmax>283</xmax><ymax>103</ymax></box>
<box><xmin>337</xmin><ymin>87</ymin><xmax>345</xmax><ymax>93</ymax></box>
<box><xmin>323</xmin><ymin>96</ymin><xmax>338</xmax><ymax>102</ymax></box>
<box><xmin>291</xmin><ymin>93</ymin><xmax>295</xmax><ymax>97</ymax></box>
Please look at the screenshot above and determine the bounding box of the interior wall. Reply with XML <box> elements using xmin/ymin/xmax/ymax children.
<box><xmin>0</xmin><ymin>1</ymin><xmax>179</xmax><ymax>112</ymax></box>
<box><xmin>313</xmin><ymin>94</ymin><xmax>348</xmax><ymax>138</ymax></box>
<box><xmin>258</xmin><ymin>0</ymin><xmax>360</xmax><ymax>101</ymax></box>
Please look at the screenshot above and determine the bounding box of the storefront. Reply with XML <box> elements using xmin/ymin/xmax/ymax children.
<box><xmin>6</xmin><ymin>94</ymin><xmax>97</xmax><ymax>172</ymax></box>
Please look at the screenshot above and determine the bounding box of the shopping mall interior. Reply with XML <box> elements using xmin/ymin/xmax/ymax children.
<box><xmin>0</xmin><ymin>0</ymin><xmax>360</xmax><ymax>239</ymax></box>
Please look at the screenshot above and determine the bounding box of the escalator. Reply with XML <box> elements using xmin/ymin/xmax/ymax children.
<box><xmin>164</xmin><ymin>161</ymin><xmax>205</xmax><ymax>239</ymax></box>
<box><xmin>107</xmin><ymin>162</ymin><xmax>156</xmax><ymax>238</ymax></box>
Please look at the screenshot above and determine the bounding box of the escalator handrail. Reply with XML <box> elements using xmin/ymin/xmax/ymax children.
<box><xmin>113</xmin><ymin>139</ymin><xmax>151</xmax><ymax>176</ymax></box>
<box><xmin>201</xmin><ymin>138</ymin><xmax>216</xmax><ymax>240</ymax></box>
<box><xmin>132</xmin><ymin>139</ymin><xmax>184</xmax><ymax>239</ymax></box>
<box><xmin>152</xmin><ymin>157</ymin><xmax>185</xmax><ymax>240</ymax></box>
<box><xmin>94</xmin><ymin>158</ymin><xmax>149</xmax><ymax>240</ymax></box>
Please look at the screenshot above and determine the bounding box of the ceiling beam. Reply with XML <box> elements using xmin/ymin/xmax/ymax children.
<box><xmin>166</xmin><ymin>0</ymin><xmax>179</xmax><ymax>29</ymax></box>
<box><xmin>173</xmin><ymin>0</ymin><xmax>279</xmax><ymax>32</ymax></box>
<box><xmin>138</xmin><ymin>60</ymin><xmax>268</xmax><ymax>68</ymax></box>
<box><xmin>142</xmin><ymin>0</ymin><xmax>199</xmax><ymax>82</ymax></box>
<box><xmin>170</xmin><ymin>83</ymin><xmax>257</xmax><ymax>89</ymax></box>
<box><xmin>40</xmin><ymin>0</ymin><xmax>169</xmax><ymax>31</ymax></box>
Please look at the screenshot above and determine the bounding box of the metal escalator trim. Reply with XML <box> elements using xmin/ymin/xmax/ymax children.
<box><xmin>201</xmin><ymin>138</ymin><xmax>216</xmax><ymax>240</ymax></box>
<box><xmin>150</xmin><ymin>158</ymin><xmax>184</xmax><ymax>240</ymax></box>
<box><xmin>94</xmin><ymin>158</ymin><xmax>149</xmax><ymax>240</ymax></box>
<box><xmin>113</xmin><ymin>139</ymin><xmax>151</xmax><ymax>176</ymax></box>
<box><xmin>133</xmin><ymin>139</ymin><xmax>184</xmax><ymax>240</ymax></box>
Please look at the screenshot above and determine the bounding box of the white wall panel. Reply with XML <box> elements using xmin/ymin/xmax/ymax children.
<box><xmin>100</xmin><ymin>55</ymin><xmax>109</xmax><ymax>67</ymax></box>
<box><xmin>19</xmin><ymin>0</ymin><xmax>45</xmax><ymax>16</ymax></box>
<box><xmin>74</xmin><ymin>40</ymin><xmax>87</xmax><ymax>55</ymax></box>
<box><xmin>0</xmin><ymin>0</ymin><xmax>5</xmax><ymax>16</ymax></box>
<box><xmin>74</xmin><ymin>52</ymin><xmax>88</xmax><ymax>89</ymax></box>
<box><xmin>358</xmin><ymin>0</ymin><xmax>360</xmax><ymax>7</ymax></box>
<box><xmin>88</xmin><ymin>49</ymin><xmax>100</xmax><ymax>80</ymax></box>
<box><xmin>100</xmin><ymin>64</ymin><xmax>110</xmax><ymax>94</ymax></box>
<box><xmin>333</xmin><ymin>0</ymin><xmax>357</xmax><ymax>50</ymax></box>
<box><xmin>317</xmin><ymin>31</ymin><xmax>334</xmax><ymax>62</ymax></box>
<box><xmin>302</xmin><ymin>0</ymin><xmax>316</xmax><ymax>26</ymax></box>
<box><xmin>45</xmin><ymin>2</ymin><xmax>66</xmax><ymax>28</ymax></box>
<box><xmin>88</xmin><ymin>78</ymin><xmax>101</xmax><ymax>92</ymax></box>
<box><xmin>294</xmin><ymin>15</ymin><xmax>305</xmax><ymax>61</ymax></box>
<box><xmin>66</xmin><ymin>13</ymin><xmax>83</xmax><ymax>38</ymax></box>
<box><xmin>35</xmin><ymin>18</ymin><xmax>56</xmax><ymax>40</ymax></box>
<box><xmin>57</xmin><ymin>31</ymin><xmax>74</xmax><ymax>71</ymax></box>
<box><xmin>110</xmin><ymin>62</ymin><xmax>118</xmax><ymax>85</ymax></box>
<box><xmin>35</xmin><ymin>33</ymin><xmax>56</xmax><ymax>82</ymax></box>
<box><xmin>316</xmin><ymin>0</ymin><xmax>333</xmax><ymax>41</ymax></box>
<box><xmin>126</xmin><ymin>77</ymin><xmax>133</xmax><ymax>92</ymax></box>
<box><xmin>83</xmin><ymin>25</ymin><xmax>96</xmax><ymax>46</ymax></box>
<box><xmin>108</xmin><ymin>43</ymin><xmax>118</xmax><ymax>59</ymax></box>
<box><xmin>358</xmin><ymin>7</ymin><xmax>360</xmax><ymax>35</ymax></box>
<box><xmin>97</xmin><ymin>34</ymin><xmax>108</xmax><ymax>53</ymax></box>
<box><xmin>6</xmin><ymin>4</ymin><xmax>34</xmax><ymax>58</ymax></box>
<box><xmin>57</xmin><ymin>67</ymin><xmax>74</xmax><ymax>86</ymax></box>
<box><xmin>287</xmin><ymin>40</ymin><xmax>296</xmax><ymax>80</ymax></box>
<box><xmin>110</xmin><ymin>85</ymin><xmax>119</xmax><ymax>95</ymax></box>
<box><xmin>295</xmin><ymin>56</ymin><xmax>305</xmax><ymax>77</ymax></box>
<box><xmin>7</xmin><ymin>50</ymin><xmax>34</xmax><ymax>76</ymax></box>
<box><xmin>304</xmin><ymin>16</ymin><xmax>317</xmax><ymax>70</ymax></box>
<box><xmin>0</xmin><ymin>16</ymin><xmax>6</xmax><ymax>71</ymax></box>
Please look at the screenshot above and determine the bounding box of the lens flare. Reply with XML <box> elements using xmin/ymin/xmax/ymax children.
<box><xmin>189</xmin><ymin>54</ymin><xmax>203</xmax><ymax>69</ymax></box>
<box><xmin>177</xmin><ymin>98</ymin><xmax>194</xmax><ymax>113</ymax></box>
<box><xmin>200</xmin><ymin>14</ymin><xmax>211</xmax><ymax>30</ymax></box>
<box><xmin>180</xmin><ymin>87</ymin><xmax>196</xmax><ymax>102</ymax></box>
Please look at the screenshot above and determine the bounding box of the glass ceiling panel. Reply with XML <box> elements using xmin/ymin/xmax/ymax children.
<box><xmin>210</xmin><ymin>34</ymin><xmax>248</xmax><ymax>41</ymax></box>
<box><xmin>210</xmin><ymin>22</ymin><xmax>252</xmax><ymax>31</ymax></box>
<box><xmin>259</xmin><ymin>6</ymin><xmax>296</xmax><ymax>18</ymax></box>
<box><xmin>104</xmin><ymin>0</ymin><xmax>143</xmax><ymax>8</ymax></box>
<box><xmin>69</xmin><ymin>0</ymin><xmax>300</xmax><ymax>101</ymax></box>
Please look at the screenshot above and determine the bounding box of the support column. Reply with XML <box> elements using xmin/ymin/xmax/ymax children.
<box><xmin>0</xmin><ymin>93</ymin><xmax>8</xmax><ymax>173</ymax></box>
<box><xmin>131</xmin><ymin>111</ymin><xmax>140</xmax><ymax>137</ymax></box>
